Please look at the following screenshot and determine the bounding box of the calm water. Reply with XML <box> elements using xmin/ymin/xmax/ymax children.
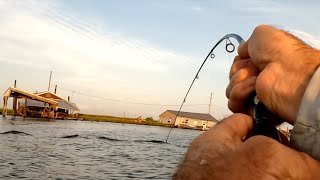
<box><xmin>0</xmin><ymin>116</ymin><xmax>202</xmax><ymax>180</ymax></box>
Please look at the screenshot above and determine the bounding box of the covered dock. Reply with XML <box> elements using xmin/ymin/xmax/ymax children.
<box><xmin>3</xmin><ymin>87</ymin><xmax>58</xmax><ymax>118</ymax></box>
<box><xmin>2</xmin><ymin>87</ymin><xmax>79</xmax><ymax>119</ymax></box>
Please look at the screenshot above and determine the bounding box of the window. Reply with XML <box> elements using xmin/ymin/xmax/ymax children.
<box><xmin>193</xmin><ymin>121</ymin><xmax>198</xmax><ymax>126</ymax></box>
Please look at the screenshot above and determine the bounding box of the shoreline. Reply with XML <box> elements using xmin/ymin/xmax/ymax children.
<box><xmin>78</xmin><ymin>114</ymin><xmax>168</xmax><ymax>127</ymax></box>
<box><xmin>0</xmin><ymin>109</ymin><xmax>169</xmax><ymax>128</ymax></box>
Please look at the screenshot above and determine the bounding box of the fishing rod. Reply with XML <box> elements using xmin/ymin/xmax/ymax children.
<box><xmin>165</xmin><ymin>34</ymin><xmax>281</xmax><ymax>143</ymax></box>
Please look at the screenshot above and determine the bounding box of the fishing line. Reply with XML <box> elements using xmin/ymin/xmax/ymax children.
<box><xmin>165</xmin><ymin>34</ymin><xmax>244</xmax><ymax>143</ymax></box>
<box><xmin>227</xmin><ymin>38</ymin><xmax>232</xmax><ymax>66</ymax></box>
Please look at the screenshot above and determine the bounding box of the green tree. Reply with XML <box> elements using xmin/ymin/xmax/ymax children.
<box><xmin>145</xmin><ymin>117</ymin><xmax>153</xmax><ymax>121</ymax></box>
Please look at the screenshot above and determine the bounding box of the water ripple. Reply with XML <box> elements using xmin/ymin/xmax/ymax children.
<box><xmin>0</xmin><ymin>130</ymin><xmax>32</xmax><ymax>136</ymax></box>
<box><xmin>0</xmin><ymin>116</ymin><xmax>201</xmax><ymax>179</ymax></box>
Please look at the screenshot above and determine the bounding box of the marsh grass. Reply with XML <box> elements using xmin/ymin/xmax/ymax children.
<box><xmin>0</xmin><ymin>110</ymin><xmax>167</xmax><ymax>127</ymax></box>
<box><xmin>78</xmin><ymin>114</ymin><xmax>167</xmax><ymax>127</ymax></box>
<box><xmin>0</xmin><ymin>108</ymin><xmax>13</xmax><ymax>115</ymax></box>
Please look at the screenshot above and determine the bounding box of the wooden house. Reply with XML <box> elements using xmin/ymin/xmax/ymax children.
<box><xmin>35</xmin><ymin>91</ymin><xmax>79</xmax><ymax>114</ymax></box>
<box><xmin>159</xmin><ymin>110</ymin><xmax>219</xmax><ymax>130</ymax></box>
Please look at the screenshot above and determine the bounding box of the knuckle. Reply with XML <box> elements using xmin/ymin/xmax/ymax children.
<box><xmin>234</xmin><ymin>55</ymin><xmax>241</xmax><ymax>62</ymax></box>
<box><xmin>227</xmin><ymin>99</ymin><xmax>235</xmax><ymax>112</ymax></box>
<box><xmin>230</xmin><ymin>59</ymin><xmax>251</xmax><ymax>79</ymax></box>
<box><xmin>246</xmin><ymin>136</ymin><xmax>278</xmax><ymax>153</ymax></box>
<box><xmin>253</xmin><ymin>24</ymin><xmax>270</xmax><ymax>35</ymax></box>
<box><xmin>228</xmin><ymin>91</ymin><xmax>244</xmax><ymax>112</ymax></box>
<box><xmin>229</xmin><ymin>86</ymin><xmax>243</xmax><ymax>102</ymax></box>
<box><xmin>230</xmin><ymin>67</ymin><xmax>254</xmax><ymax>87</ymax></box>
<box><xmin>228</xmin><ymin>99</ymin><xmax>243</xmax><ymax>113</ymax></box>
<box><xmin>226</xmin><ymin>84</ymin><xmax>231</xmax><ymax>98</ymax></box>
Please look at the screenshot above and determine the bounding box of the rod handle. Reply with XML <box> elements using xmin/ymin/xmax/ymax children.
<box><xmin>252</xmin><ymin>97</ymin><xmax>281</xmax><ymax>142</ymax></box>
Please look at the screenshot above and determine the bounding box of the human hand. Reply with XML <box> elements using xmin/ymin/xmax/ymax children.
<box><xmin>173</xmin><ymin>114</ymin><xmax>320</xmax><ymax>180</ymax></box>
<box><xmin>226</xmin><ymin>25</ymin><xmax>320</xmax><ymax>124</ymax></box>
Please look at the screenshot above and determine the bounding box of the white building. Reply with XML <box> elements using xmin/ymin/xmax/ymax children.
<box><xmin>159</xmin><ymin>110</ymin><xmax>219</xmax><ymax>130</ymax></box>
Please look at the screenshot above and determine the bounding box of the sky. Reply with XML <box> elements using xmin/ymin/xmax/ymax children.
<box><xmin>1</xmin><ymin>0</ymin><xmax>320</xmax><ymax>119</ymax></box>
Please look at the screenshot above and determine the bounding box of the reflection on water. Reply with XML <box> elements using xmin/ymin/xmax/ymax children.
<box><xmin>0</xmin><ymin>116</ymin><xmax>202</xmax><ymax>180</ymax></box>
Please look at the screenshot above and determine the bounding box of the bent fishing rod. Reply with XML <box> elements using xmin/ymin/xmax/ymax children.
<box><xmin>165</xmin><ymin>34</ymin><xmax>281</xmax><ymax>143</ymax></box>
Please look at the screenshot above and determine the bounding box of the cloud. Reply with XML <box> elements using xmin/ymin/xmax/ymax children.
<box><xmin>0</xmin><ymin>0</ymin><xmax>235</xmax><ymax>118</ymax></box>
<box><xmin>191</xmin><ymin>6</ymin><xmax>204</xmax><ymax>12</ymax></box>
<box><xmin>0</xmin><ymin>0</ymin><xmax>196</xmax><ymax>75</ymax></box>
<box><xmin>232</xmin><ymin>0</ymin><xmax>284</xmax><ymax>16</ymax></box>
<box><xmin>0</xmin><ymin>0</ymin><xmax>191</xmax><ymax>116</ymax></box>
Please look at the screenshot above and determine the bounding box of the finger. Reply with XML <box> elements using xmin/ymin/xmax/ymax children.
<box><xmin>213</xmin><ymin>113</ymin><xmax>253</xmax><ymax>141</ymax></box>
<box><xmin>226</xmin><ymin>68</ymin><xmax>258</xmax><ymax>98</ymax></box>
<box><xmin>183</xmin><ymin>114</ymin><xmax>254</xmax><ymax>166</ymax></box>
<box><xmin>229</xmin><ymin>59</ymin><xmax>256</xmax><ymax>79</ymax></box>
<box><xmin>230</xmin><ymin>66</ymin><xmax>259</xmax><ymax>89</ymax></box>
<box><xmin>238</xmin><ymin>41</ymin><xmax>249</xmax><ymax>59</ymax></box>
<box><xmin>232</xmin><ymin>55</ymin><xmax>242</xmax><ymax>63</ymax></box>
<box><xmin>228</xmin><ymin>76</ymin><xmax>257</xmax><ymax>113</ymax></box>
<box><xmin>229</xmin><ymin>59</ymin><xmax>259</xmax><ymax>80</ymax></box>
<box><xmin>229</xmin><ymin>58</ymin><xmax>250</xmax><ymax>80</ymax></box>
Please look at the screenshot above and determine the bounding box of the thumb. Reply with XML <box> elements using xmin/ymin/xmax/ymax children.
<box><xmin>209</xmin><ymin>113</ymin><xmax>253</xmax><ymax>141</ymax></box>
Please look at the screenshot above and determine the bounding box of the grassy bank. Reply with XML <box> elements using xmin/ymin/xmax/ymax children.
<box><xmin>0</xmin><ymin>109</ymin><xmax>167</xmax><ymax>127</ymax></box>
<box><xmin>78</xmin><ymin>114</ymin><xmax>167</xmax><ymax>127</ymax></box>
<box><xmin>0</xmin><ymin>108</ymin><xmax>13</xmax><ymax>115</ymax></box>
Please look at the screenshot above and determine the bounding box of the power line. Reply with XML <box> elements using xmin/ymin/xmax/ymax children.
<box><xmin>57</xmin><ymin>85</ymin><xmax>229</xmax><ymax>109</ymax></box>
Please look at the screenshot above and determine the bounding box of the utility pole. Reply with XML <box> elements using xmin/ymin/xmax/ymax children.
<box><xmin>54</xmin><ymin>85</ymin><xmax>57</xmax><ymax>94</ymax></box>
<box><xmin>13</xmin><ymin>80</ymin><xmax>17</xmax><ymax>116</ymax></box>
<box><xmin>209</xmin><ymin>93</ymin><xmax>213</xmax><ymax>115</ymax></box>
<box><xmin>48</xmin><ymin>71</ymin><xmax>52</xmax><ymax>92</ymax></box>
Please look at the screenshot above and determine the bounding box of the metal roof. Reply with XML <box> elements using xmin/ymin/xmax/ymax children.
<box><xmin>163</xmin><ymin>110</ymin><xmax>219</xmax><ymax>122</ymax></box>
<box><xmin>22</xmin><ymin>99</ymin><xmax>79</xmax><ymax>111</ymax></box>
<box><xmin>55</xmin><ymin>99</ymin><xmax>80</xmax><ymax>111</ymax></box>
